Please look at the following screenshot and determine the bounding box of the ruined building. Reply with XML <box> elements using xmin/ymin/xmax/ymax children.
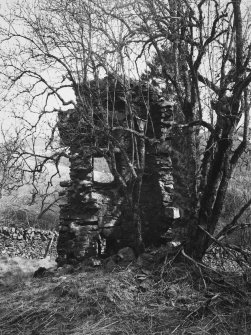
<box><xmin>56</xmin><ymin>77</ymin><xmax>179</xmax><ymax>265</ymax></box>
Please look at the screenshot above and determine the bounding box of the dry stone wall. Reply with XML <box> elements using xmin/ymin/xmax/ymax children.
<box><xmin>0</xmin><ymin>226</ymin><xmax>58</xmax><ymax>259</ymax></box>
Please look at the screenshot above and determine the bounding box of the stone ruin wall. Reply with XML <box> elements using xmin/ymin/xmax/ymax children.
<box><xmin>0</xmin><ymin>226</ymin><xmax>58</xmax><ymax>259</ymax></box>
<box><xmin>57</xmin><ymin>151</ymin><xmax>177</xmax><ymax>265</ymax></box>
<box><xmin>56</xmin><ymin>80</ymin><xmax>180</xmax><ymax>265</ymax></box>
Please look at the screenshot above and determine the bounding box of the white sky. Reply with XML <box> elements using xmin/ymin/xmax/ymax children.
<box><xmin>0</xmin><ymin>0</ymin><xmax>76</xmax><ymax>141</ymax></box>
<box><xmin>0</xmin><ymin>0</ymin><xmax>71</xmax><ymax>120</ymax></box>
<box><xmin>0</xmin><ymin>0</ymin><xmax>250</xmax><ymax>141</ymax></box>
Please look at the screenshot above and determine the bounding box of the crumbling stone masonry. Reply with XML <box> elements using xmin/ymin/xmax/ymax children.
<box><xmin>0</xmin><ymin>226</ymin><xmax>57</xmax><ymax>259</ymax></box>
<box><xmin>57</xmin><ymin>79</ymin><xmax>179</xmax><ymax>265</ymax></box>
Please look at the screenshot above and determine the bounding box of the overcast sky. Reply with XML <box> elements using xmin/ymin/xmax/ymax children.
<box><xmin>0</xmin><ymin>0</ymin><xmax>250</xmax><ymax>141</ymax></box>
<box><xmin>0</xmin><ymin>0</ymin><xmax>76</xmax><ymax>142</ymax></box>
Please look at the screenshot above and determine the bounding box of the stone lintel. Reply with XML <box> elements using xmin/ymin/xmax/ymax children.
<box><xmin>69</xmin><ymin>223</ymin><xmax>99</xmax><ymax>230</ymax></box>
<box><xmin>61</xmin><ymin>214</ymin><xmax>99</xmax><ymax>222</ymax></box>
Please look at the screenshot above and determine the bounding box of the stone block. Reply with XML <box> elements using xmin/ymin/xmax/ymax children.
<box><xmin>82</xmin><ymin>201</ymin><xmax>100</xmax><ymax>210</ymax></box>
<box><xmin>91</xmin><ymin>192</ymin><xmax>111</xmax><ymax>204</ymax></box>
<box><xmin>117</xmin><ymin>247</ymin><xmax>135</xmax><ymax>263</ymax></box>
<box><xmin>78</xmin><ymin>180</ymin><xmax>93</xmax><ymax>188</ymax></box>
<box><xmin>70</xmin><ymin>171</ymin><xmax>92</xmax><ymax>180</ymax></box>
<box><xmin>101</xmin><ymin>219</ymin><xmax>119</xmax><ymax>228</ymax></box>
<box><xmin>62</xmin><ymin>214</ymin><xmax>98</xmax><ymax>223</ymax></box>
<box><xmin>165</xmin><ymin>184</ymin><xmax>174</xmax><ymax>191</ymax></box>
<box><xmin>69</xmin><ymin>222</ymin><xmax>98</xmax><ymax>235</ymax></box>
<box><xmin>156</xmin><ymin>142</ymin><xmax>171</xmax><ymax>154</ymax></box>
<box><xmin>60</xmin><ymin>180</ymin><xmax>72</xmax><ymax>187</ymax></box>
<box><xmin>70</xmin><ymin>223</ymin><xmax>88</xmax><ymax>236</ymax></box>
<box><xmin>165</xmin><ymin>207</ymin><xmax>180</xmax><ymax>219</ymax></box>
<box><xmin>162</xmin><ymin>193</ymin><xmax>172</xmax><ymax>203</ymax></box>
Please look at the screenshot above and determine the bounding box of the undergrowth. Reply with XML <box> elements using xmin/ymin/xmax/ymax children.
<box><xmin>0</xmin><ymin>255</ymin><xmax>251</xmax><ymax>335</ymax></box>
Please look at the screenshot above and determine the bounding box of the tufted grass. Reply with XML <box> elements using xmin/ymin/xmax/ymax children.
<box><xmin>0</xmin><ymin>255</ymin><xmax>251</xmax><ymax>335</ymax></box>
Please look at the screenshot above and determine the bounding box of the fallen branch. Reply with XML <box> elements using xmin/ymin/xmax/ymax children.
<box><xmin>44</xmin><ymin>233</ymin><xmax>55</xmax><ymax>258</ymax></box>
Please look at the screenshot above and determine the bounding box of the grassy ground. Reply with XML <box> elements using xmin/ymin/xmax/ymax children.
<box><xmin>0</xmin><ymin>136</ymin><xmax>250</xmax><ymax>334</ymax></box>
<box><xmin>0</xmin><ymin>249</ymin><xmax>251</xmax><ymax>335</ymax></box>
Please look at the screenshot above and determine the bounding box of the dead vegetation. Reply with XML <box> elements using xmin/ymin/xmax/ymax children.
<box><xmin>0</xmin><ymin>248</ymin><xmax>251</xmax><ymax>335</ymax></box>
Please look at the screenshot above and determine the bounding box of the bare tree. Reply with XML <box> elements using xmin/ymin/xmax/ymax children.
<box><xmin>115</xmin><ymin>0</ymin><xmax>251</xmax><ymax>259</ymax></box>
<box><xmin>0</xmin><ymin>0</ymin><xmax>167</xmax><ymax>252</ymax></box>
<box><xmin>0</xmin><ymin>128</ymin><xmax>26</xmax><ymax>198</ymax></box>
<box><xmin>1</xmin><ymin>0</ymin><xmax>250</xmax><ymax>260</ymax></box>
